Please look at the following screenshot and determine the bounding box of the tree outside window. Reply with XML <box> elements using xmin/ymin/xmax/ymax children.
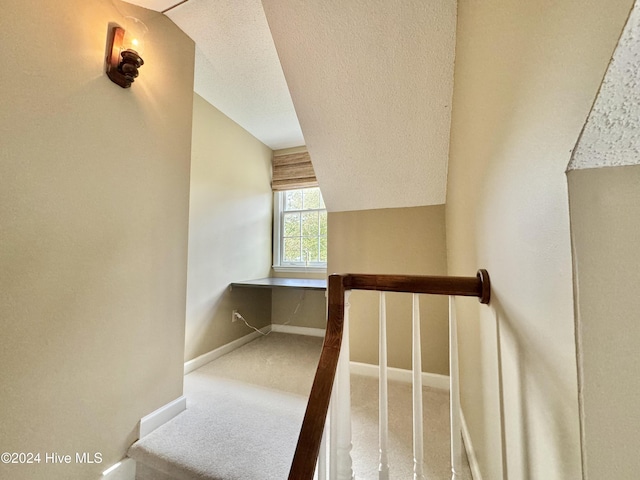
<box><xmin>278</xmin><ymin>187</ymin><xmax>327</xmax><ymax>267</ymax></box>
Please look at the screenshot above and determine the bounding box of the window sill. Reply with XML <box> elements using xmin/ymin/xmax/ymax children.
<box><xmin>272</xmin><ymin>265</ymin><xmax>327</xmax><ymax>274</ymax></box>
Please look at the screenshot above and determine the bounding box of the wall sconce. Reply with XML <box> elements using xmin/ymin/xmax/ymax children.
<box><xmin>106</xmin><ymin>17</ymin><xmax>148</xmax><ymax>88</ymax></box>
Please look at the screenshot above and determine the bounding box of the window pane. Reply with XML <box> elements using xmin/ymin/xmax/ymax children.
<box><xmin>276</xmin><ymin>187</ymin><xmax>328</xmax><ymax>268</ymax></box>
<box><xmin>319</xmin><ymin>211</ymin><xmax>327</xmax><ymax>235</ymax></box>
<box><xmin>302</xmin><ymin>237</ymin><xmax>319</xmax><ymax>262</ymax></box>
<box><xmin>301</xmin><ymin>211</ymin><xmax>319</xmax><ymax>236</ymax></box>
<box><xmin>285</xmin><ymin>190</ymin><xmax>303</xmax><ymax>211</ymax></box>
<box><xmin>283</xmin><ymin>212</ymin><xmax>300</xmax><ymax>236</ymax></box>
<box><xmin>283</xmin><ymin>237</ymin><xmax>301</xmax><ymax>262</ymax></box>
<box><xmin>303</xmin><ymin>188</ymin><xmax>321</xmax><ymax>210</ymax></box>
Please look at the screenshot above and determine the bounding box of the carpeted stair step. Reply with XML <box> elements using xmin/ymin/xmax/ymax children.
<box><xmin>128</xmin><ymin>378</ymin><xmax>306</xmax><ymax>480</ymax></box>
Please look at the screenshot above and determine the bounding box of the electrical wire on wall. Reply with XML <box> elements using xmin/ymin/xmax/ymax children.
<box><xmin>232</xmin><ymin>311</ymin><xmax>268</xmax><ymax>335</ymax></box>
<box><xmin>233</xmin><ymin>290</ymin><xmax>307</xmax><ymax>336</ymax></box>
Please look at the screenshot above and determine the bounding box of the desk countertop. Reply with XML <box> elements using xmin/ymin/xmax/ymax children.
<box><xmin>230</xmin><ymin>277</ymin><xmax>327</xmax><ymax>291</ymax></box>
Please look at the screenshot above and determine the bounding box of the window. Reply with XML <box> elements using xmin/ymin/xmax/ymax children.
<box><xmin>273</xmin><ymin>187</ymin><xmax>327</xmax><ymax>272</ymax></box>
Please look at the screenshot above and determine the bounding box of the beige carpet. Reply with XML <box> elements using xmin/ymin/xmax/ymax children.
<box><xmin>351</xmin><ymin>375</ymin><xmax>472</xmax><ymax>479</ymax></box>
<box><xmin>129</xmin><ymin>333</ymin><xmax>472</xmax><ymax>479</ymax></box>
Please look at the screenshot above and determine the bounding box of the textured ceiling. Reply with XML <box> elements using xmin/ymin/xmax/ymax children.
<box><xmin>123</xmin><ymin>0</ymin><xmax>457</xmax><ymax>212</ymax></box>
<box><xmin>123</xmin><ymin>0</ymin><xmax>304</xmax><ymax>150</ymax></box>
<box><xmin>569</xmin><ymin>2</ymin><xmax>640</xmax><ymax>170</ymax></box>
<box><xmin>261</xmin><ymin>0</ymin><xmax>457</xmax><ymax>212</ymax></box>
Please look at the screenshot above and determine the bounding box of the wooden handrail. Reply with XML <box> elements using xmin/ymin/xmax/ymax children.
<box><xmin>287</xmin><ymin>270</ymin><xmax>490</xmax><ymax>480</ymax></box>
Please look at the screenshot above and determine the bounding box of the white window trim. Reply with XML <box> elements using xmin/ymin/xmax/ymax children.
<box><xmin>272</xmin><ymin>191</ymin><xmax>327</xmax><ymax>273</ymax></box>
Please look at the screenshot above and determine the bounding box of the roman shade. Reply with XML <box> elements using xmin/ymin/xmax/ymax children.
<box><xmin>272</xmin><ymin>151</ymin><xmax>317</xmax><ymax>191</ymax></box>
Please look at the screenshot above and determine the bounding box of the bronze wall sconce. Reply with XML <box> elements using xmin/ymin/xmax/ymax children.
<box><xmin>106</xmin><ymin>17</ymin><xmax>148</xmax><ymax>88</ymax></box>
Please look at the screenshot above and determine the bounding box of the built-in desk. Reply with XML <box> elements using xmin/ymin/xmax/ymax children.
<box><xmin>230</xmin><ymin>277</ymin><xmax>327</xmax><ymax>337</ymax></box>
<box><xmin>230</xmin><ymin>277</ymin><xmax>327</xmax><ymax>291</ymax></box>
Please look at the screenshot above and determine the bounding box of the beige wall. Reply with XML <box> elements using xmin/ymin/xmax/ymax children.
<box><xmin>567</xmin><ymin>5</ymin><xmax>640</xmax><ymax>475</ymax></box>
<box><xmin>270</xmin><ymin>264</ymin><xmax>327</xmax><ymax>330</ymax></box>
<box><xmin>271</xmin><ymin>288</ymin><xmax>327</xmax><ymax>329</ymax></box>
<box><xmin>328</xmin><ymin>206</ymin><xmax>449</xmax><ymax>375</ymax></box>
<box><xmin>569</xmin><ymin>166</ymin><xmax>640</xmax><ymax>478</ymax></box>
<box><xmin>185</xmin><ymin>94</ymin><xmax>273</xmax><ymax>361</ymax></box>
<box><xmin>0</xmin><ymin>1</ymin><xmax>195</xmax><ymax>479</ymax></box>
<box><xmin>446</xmin><ymin>1</ymin><xmax>633</xmax><ymax>479</ymax></box>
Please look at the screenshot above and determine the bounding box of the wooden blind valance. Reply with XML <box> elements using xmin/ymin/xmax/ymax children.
<box><xmin>272</xmin><ymin>151</ymin><xmax>318</xmax><ymax>191</ymax></box>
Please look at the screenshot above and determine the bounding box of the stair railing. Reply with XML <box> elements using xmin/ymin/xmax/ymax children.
<box><xmin>288</xmin><ymin>270</ymin><xmax>491</xmax><ymax>480</ymax></box>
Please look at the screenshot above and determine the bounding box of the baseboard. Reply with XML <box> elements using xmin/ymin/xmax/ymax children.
<box><xmin>102</xmin><ymin>458</ymin><xmax>136</xmax><ymax>480</ymax></box>
<box><xmin>349</xmin><ymin>361</ymin><xmax>450</xmax><ymax>391</ymax></box>
<box><xmin>460</xmin><ymin>408</ymin><xmax>483</xmax><ymax>480</ymax></box>
<box><xmin>270</xmin><ymin>324</ymin><xmax>326</xmax><ymax>337</ymax></box>
<box><xmin>183</xmin><ymin>326</ymin><xmax>272</xmax><ymax>375</ymax></box>
<box><xmin>138</xmin><ymin>396</ymin><xmax>186</xmax><ymax>439</ymax></box>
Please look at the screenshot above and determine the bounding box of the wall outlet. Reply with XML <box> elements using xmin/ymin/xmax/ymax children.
<box><xmin>232</xmin><ymin>310</ymin><xmax>238</xmax><ymax>322</ymax></box>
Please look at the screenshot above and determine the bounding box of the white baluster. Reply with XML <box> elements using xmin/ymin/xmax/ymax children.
<box><xmin>317</xmin><ymin>419</ymin><xmax>327</xmax><ymax>480</ymax></box>
<box><xmin>330</xmin><ymin>382</ymin><xmax>338</xmax><ymax>479</ymax></box>
<box><xmin>412</xmin><ymin>294</ymin><xmax>425</xmax><ymax>480</ymax></box>
<box><xmin>379</xmin><ymin>292</ymin><xmax>390</xmax><ymax>480</ymax></box>
<box><xmin>449</xmin><ymin>296</ymin><xmax>462</xmax><ymax>480</ymax></box>
<box><xmin>334</xmin><ymin>291</ymin><xmax>355</xmax><ymax>480</ymax></box>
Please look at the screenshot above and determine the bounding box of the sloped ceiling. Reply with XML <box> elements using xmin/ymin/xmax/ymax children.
<box><xmin>122</xmin><ymin>0</ymin><xmax>457</xmax><ymax>212</ymax></box>
<box><xmin>167</xmin><ymin>0</ymin><xmax>305</xmax><ymax>150</ymax></box>
<box><xmin>261</xmin><ymin>0</ymin><xmax>456</xmax><ymax>212</ymax></box>
<box><xmin>568</xmin><ymin>1</ymin><xmax>640</xmax><ymax>170</ymax></box>
<box><xmin>123</xmin><ymin>0</ymin><xmax>304</xmax><ymax>150</ymax></box>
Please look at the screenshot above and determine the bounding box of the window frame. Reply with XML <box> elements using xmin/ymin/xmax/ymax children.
<box><xmin>272</xmin><ymin>188</ymin><xmax>327</xmax><ymax>273</ymax></box>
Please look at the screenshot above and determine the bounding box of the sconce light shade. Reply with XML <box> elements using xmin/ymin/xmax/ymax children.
<box><xmin>106</xmin><ymin>18</ymin><xmax>147</xmax><ymax>88</ymax></box>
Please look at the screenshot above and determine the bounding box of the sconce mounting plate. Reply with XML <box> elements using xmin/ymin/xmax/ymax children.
<box><xmin>106</xmin><ymin>26</ymin><xmax>144</xmax><ymax>88</ymax></box>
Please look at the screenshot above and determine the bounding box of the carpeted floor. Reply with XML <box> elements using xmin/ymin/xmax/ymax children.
<box><xmin>128</xmin><ymin>333</ymin><xmax>472</xmax><ymax>480</ymax></box>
